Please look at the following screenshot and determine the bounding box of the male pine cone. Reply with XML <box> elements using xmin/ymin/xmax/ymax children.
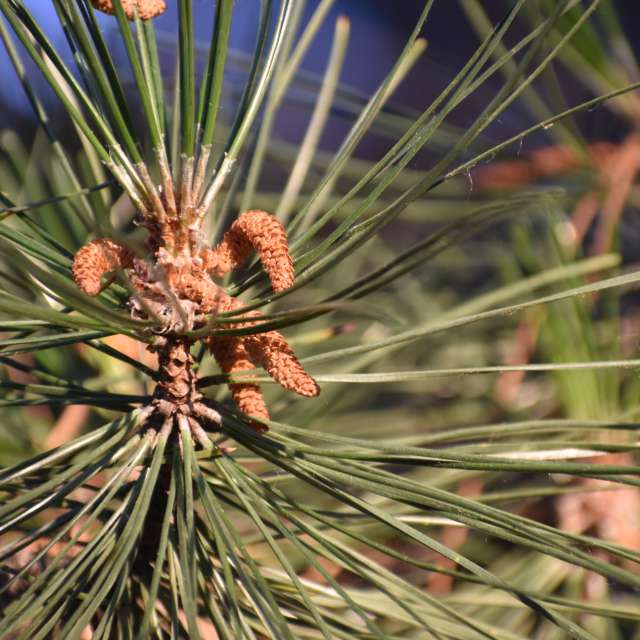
<box><xmin>90</xmin><ymin>0</ymin><xmax>167</xmax><ymax>21</ymax></box>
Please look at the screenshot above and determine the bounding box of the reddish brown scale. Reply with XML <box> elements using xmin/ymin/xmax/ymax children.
<box><xmin>145</xmin><ymin>220</ymin><xmax>178</xmax><ymax>255</ymax></box>
<box><xmin>154</xmin><ymin>337</ymin><xmax>198</xmax><ymax>406</ymax></box>
<box><xmin>72</xmin><ymin>238</ymin><xmax>134</xmax><ymax>296</ymax></box>
<box><xmin>90</xmin><ymin>0</ymin><xmax>166</xmax><ymax>21</ymax></box>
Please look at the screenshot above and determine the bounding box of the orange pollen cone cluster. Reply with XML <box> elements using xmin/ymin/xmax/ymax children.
<box><xmin>71</xmin><ymin>210</ymin><xmax>319</xmax><ymax>429</ymax></box>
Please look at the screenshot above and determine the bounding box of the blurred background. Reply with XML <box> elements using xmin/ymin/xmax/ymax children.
<box><xmin>4</xmin><ymin>1</ymin><xmax>638</xmax><ymax>151</ymax></box>
<box><xmin>3</xmin><ymin>3</ymin><xmax>640</xmax><ymax>636</ymax></box>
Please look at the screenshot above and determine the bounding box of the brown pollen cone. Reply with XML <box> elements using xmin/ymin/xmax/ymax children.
<box><xmin>72</xmin><ymin>238</ymin><xmax>134</xmax><ymax>296</ymax></box>
<box><xmin>202</xmin><ymin>210</ymin><xmax>294</xmax><ymax>293</ymax></box>
<box><xmin>192</xmin><ymin>285</ymin><xmax>319</xmax><ymax>422</ymax></box>
<box><xmin>90</xmin><ymin>0</ymin><xmax>166</xmax><ymax>21</ymax></box>
<box><xmin>207</xmin><ymin>335</ymin><xmax>270</xmax><ymax>428</ymax></box>
<box><xmin>218</xmin><ymin>301</ymin><xmax>319</xmax><ymax>398</ymax></box>
<box><xmin>244</xmin><ymin>330</ymin><xmax>320</xmax><ymax>397</ymax></box>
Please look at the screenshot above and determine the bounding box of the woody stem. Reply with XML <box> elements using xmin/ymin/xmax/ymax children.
<box><xmin>154</xmin><ymin>336</ymin><xmax>200</xmax><ymax>408</ymax></box>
